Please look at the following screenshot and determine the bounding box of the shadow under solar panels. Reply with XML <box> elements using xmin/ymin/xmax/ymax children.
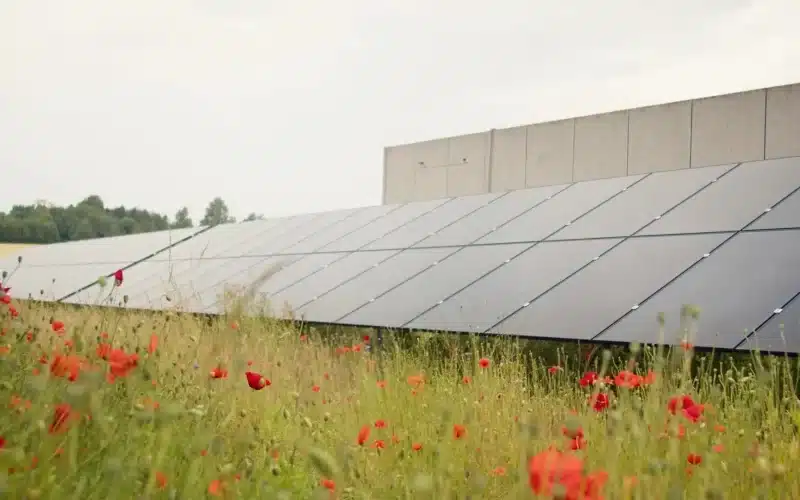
<box><xmin>639</xmin><ymin>157</ymin><xmax>800</xmax><ymax>236</ymax></box>
<box><xmin>736</xmin><ymin>293</ymin><xmax>800</xmax><ymax>353</ymax></box>
<box><xmin>490</xmin><ymin>233</ymin><xmax>729</xmax><ymax>339</ymax></box>
<box><xmin>595</xmin><ymin>229</ymin><xmax>800</xmax><ymax>349</ymax></box>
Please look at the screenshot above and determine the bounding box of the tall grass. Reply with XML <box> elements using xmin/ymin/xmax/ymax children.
<box><xmin>0</xmin><ymin>295</ymin><xmax>798</xmax><ymax>498</ymax></box>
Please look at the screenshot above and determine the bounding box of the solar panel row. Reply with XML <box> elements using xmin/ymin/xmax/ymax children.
<box><xmin>2</xmin><ymin>157</ymin><xmax>799</xmax><ymax>352</ymax></box>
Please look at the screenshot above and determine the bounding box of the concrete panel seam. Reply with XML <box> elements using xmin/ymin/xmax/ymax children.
<box><xmin>523</xmin><ymin>126</ymin><xmax>529</xmax><ymax>186</ymax></box>
<box><xmin>763</xmin><ymin>90</ymin><xmax>768</xmax><ymax>162</ymax></box>
<box><xmin>399</xmin><ymin>182</ymin><xmax>575</xmax><ymax>328</ymax></box>
<box><xmin>626</xmin><ymin>111</ymin><xmax>631</xmax><ymax>175</ymax></box>
<box><xmin>591</xmin><ymin>167</ymin><xmax>800</xmax><ymax>345</ymax></box>
<box><xmin>482</xmin><ymin>173</ymin><xmax>652</xmax><ymax>334</ymax></box>
<box><xmin>688</xmin><ymin>100</ymin><xmax>694</xmax><ymax>168</ymax></box>
<box><xmin>382</xmin><ymin>147</ymin><xmax>389</xmax><ymax>204</ymax></box>
<box><xmin>487</xmin><ymin>130</ymin><xmax>494</xmax><ymax>192</ymax></box>
<box><xmin>570</xmin><ymin>119</ymin><xmax>576</xmax><ymax>182</ymax></box>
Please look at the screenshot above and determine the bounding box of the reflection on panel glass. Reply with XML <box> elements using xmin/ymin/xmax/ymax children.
<box><xmin>197</xmin><ymin>256</ymin><xmax>290</xmax><ymax>311</ymax></box>
<box><xmin>256</xmin><ymin>253</ymin><xmax>346</xmax><ymax>296</ymax></box>
<box><xmin>406</xmin><ymin>239</ymin><xmax>619</xmax><ymax>333</ymax></box>
<box><xmin>339</xmin><ymin>244</ymin><xmax>528</xmax><ymax>327</ymax></box>
<box><xmin>8</xmin><ymin>227</ymin><xmax>202</xmax><ymax>267</ymax></box>
<box><xmin>553</xmin><ymin>165</ymin><xmax>732</xmax><ymax>240</ymax></box>
<box><xmin>150</xmin><ymin>219</ymin><xmax>285</xmax><ymax>261</ymax></box>
<box><xmin>321</xmin><ymin>199</ymin><xmax>448</xmax><ymax>252</ymax></box>
<box><xmin>283</xmin><ymin>206</ymin><xmax>398</xmax><ymax>253</ymax></box>
<box><xmin>269</xmin><ymin>250</ymin><xmax>397</xmax><ymax>317</ymax></box>
<box><xmin>738</xmin><ymin>296</ymin><xmax>800</xmax><ymax>353</ymax></box>
<box><xmin>300</xmin><ymin>247</ymin><xmax>458</xmax><ymax>323</ymax></box>
<box><xmin>477</xmin><ymin>175</ymin><xmax>643</xmax><ymax>244</ymax></box>
<box><xmin>219</xmin><ymin>210</ymin><xmax>356</xmax><ymax>257</ymax></box>
<box><xmin>129</xmin><ymin>257</ymin><xmax>264</xmax><ymax>310</ymax></box>
<box><xmin>414</xmin><ymin>184</ymin><xmax>568</xmax><ymax>248</ymax></box>
<box><xmin>748</xmin><ymin>189</ymin><xmax>800</xmax><ymax>231</ymax></box>
<box><xmin>492</xmin><ymin>233</ymin><xmax>729</xmax><ymax>339</ymax></box>
<box><xmin>640</xmin><ymin>158</ymin><xmax>800</xmax><ymax>236</ymax></box>
<box><xmin>597</xmin><ymin>230</ymin><xmax>800</xmax><ymax>349</ymax></box>
<box><xmin>363</xmin><ymin>194</ymin><xmax>499</xmax><ymax>250</ymax></box>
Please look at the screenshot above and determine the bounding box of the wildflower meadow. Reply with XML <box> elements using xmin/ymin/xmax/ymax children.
<box><xmin>0</xmin><ymin>268</ymin><xmax>799</xmax><ymax>499</ymax></box>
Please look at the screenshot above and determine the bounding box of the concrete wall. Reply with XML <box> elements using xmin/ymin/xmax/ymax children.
<box><xmin>383</xmin><ymin>83</ymin><xmax>800</xmax><ymax>204</ymax></box>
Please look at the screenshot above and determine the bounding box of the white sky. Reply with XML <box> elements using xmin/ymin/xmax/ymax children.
<box><xmin>3</xmin><ymin>0</ymin><xmax>800</xmax><ymax>221</ymax></box>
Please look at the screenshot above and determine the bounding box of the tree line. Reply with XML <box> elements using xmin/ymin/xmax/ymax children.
<box><xmin>0</xmin><ymin>195</ymin><xmax>266</xmax><ymax>244</ymax></box>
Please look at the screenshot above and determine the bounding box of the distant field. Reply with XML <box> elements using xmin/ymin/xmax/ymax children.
<box><xmin>0</xmin><ymin>243</ymin><xmax>37</xmax><ymax>258</ymax></box>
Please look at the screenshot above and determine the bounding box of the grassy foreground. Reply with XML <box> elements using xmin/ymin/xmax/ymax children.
<box><xmin>0</xmin><ymin>292</ymin><xmax>799</xmax><ymax>498</ymax></box>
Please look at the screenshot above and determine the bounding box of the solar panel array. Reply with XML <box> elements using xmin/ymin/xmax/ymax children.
<box><xmin>2</xmin><ymin>157</ymin><xmax>799</xmax><ymax>353</ymax></box>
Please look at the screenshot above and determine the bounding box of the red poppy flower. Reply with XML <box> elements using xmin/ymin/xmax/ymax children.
<box><xmin>589</xmin><ymin>393</ymin><xmax>609</xmax><ymax>412</ymax></box>
<box><xmin>579</xmin><ymin>372</ymin><xmax>598</xmax><ymax>387</ymax></box>
<box><xmin>548</xmin><ymin>366</ymin><xmax>562</xmax><ymax>374</ymax></box>
<box><xmin>357</xmin><ymin>425</ymin><xmax>371</xmax><ymax>446</ymax></box>
<box><xmin>687</xmin><ymin>453</ymin><xmax>702</xmax><ymax>465</ymax></box>
<box><xmin>478</xmin><ymin>358</ymin><xmax>490</xmax><ymax>368</ymax></box>
<box><xmin>245</xmin><ymin>371</ymin><xmax>269</xmax><ymax>390</ymax></box>
<box><xmin>453</xmin><ymin>424</ymin><xmax>467</xmax><ymax>439</ymax></box>
<box><xmin>113</xmin><ymin>269</ymin><xmax>124</xmax><ymax>286</ymax></box>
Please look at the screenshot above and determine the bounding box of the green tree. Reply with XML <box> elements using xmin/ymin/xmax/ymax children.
<box><xmin>0</xmin><ymin>195</ymin><xmax>175</xmax><ymax>244</ymax></box>
<box><xmin>171</xmin><ymin>207</ymin><xmax>193</xmax><ymax>229</ymax></box>
<box><xmin>200</xmin><ymin>197</ymin><xmax>236</xmax><ymax>226</ymax></box>
<box><xmin>243</xmin><ymin>212</ymin><xmax>264</xmax><ymax>222</ymax></box>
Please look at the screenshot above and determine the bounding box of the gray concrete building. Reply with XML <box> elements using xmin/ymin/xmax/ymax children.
<box><xmin>383</xmin><ymin>83</ymin><xmax>800</xmax><ymax>204</ymax></box>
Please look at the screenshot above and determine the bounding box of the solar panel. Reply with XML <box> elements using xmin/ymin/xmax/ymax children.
<box><xmin>282</xmin><ymin>205</ymin><xmax>400</xmax><ymax>253</ymax></box>
<box><xmin>639</xmin><ymin>157</ymin><xmax>800</xmax><ymax>236</ymax></box>
<box><xmin>319</xmin><ymin>199</ymin><xmax>448</xmax><ymax>252</ymax></box>
<box><xmin>296</xmin><ymin>247</ymin><xmax>458</xmax><ymax>323</ymax></box>
<box><xmin>748</xmin><ymin>188</ymin><xmax>800</xmax><ymax>230</ymax></box>
<box><xmin>6</xmin><ymin>154</ymin><xmax>797</xmax><ymax>353</ymax></box>
<box><xmin>64</xmin><ymin>219</ymin><xmax>294</xmax><ymax>304</ymax></box>
<box><xmin>113</xmin><ymin>209</ymin><xmax>360</xmax><ymax>309</ymax></box>
<box><xmin>595</xmin><ymin>230</ymin><xmax>800</xmax><ymax>348</ymax></box>
<box><xmin>406</xmin><ymin>239</ymin><xmax>620</xmax><ymax>333</ymax></box>
<box><xmin>1</xmin><ymin>227</ymin><xmax>206</xmax><ymax>300</ymax></box>
<box><xmin>476</xmin><ymin>174</ymin><xmax>645</xmax><ymax>244</ymax></box>
<box><xmin>737</xmin><ymin>293</ymin><xmax>800</xmax><ymax>352</ymax></box>
<box><xmin>335</xmin><ymin>243</ymin><xmax>528</xmax><ymax>327</ymax></box>
<box><xmin>360</xmin><ymin>193</ymin><xmax>501</xmax><ymax>250</ymax></box>
<box><xmin>260</xmin><ymin>250</ymin><xmax>398</xmax><ymax>316</ymax></box>
<box><xmin>413</xmin><ymin>184</ymin><xmax>568</xmax><ymax>248</ymax></box>
<box><xmin>552</xmin><ymin>164</ymin><xmax>733</xmax><ymax>240</ymax></box>
<box><xmin>489</xmin><ymin>233</ymin><xmax>729</xmax><ymax>339</ymax></box>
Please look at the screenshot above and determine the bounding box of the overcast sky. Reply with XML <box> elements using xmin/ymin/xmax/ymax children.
<box><xmin>3</xmin><ymin>0</ymin><xmax>800</xmax><ymax>221</ymax></box>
